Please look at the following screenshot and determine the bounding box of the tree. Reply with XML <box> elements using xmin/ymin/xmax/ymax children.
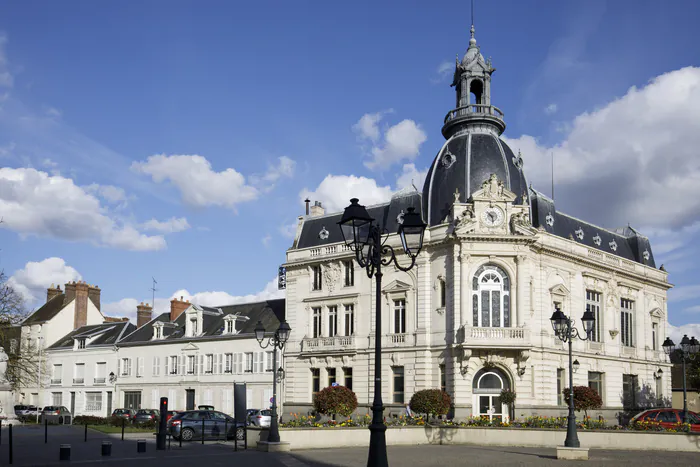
<box><xmin>409</xmin><ymin>389</ymin><xmax>451</xmax><ymax>420</ymax></box>
<box><xmin>499</xmin><ymin>389</ymin><xmax>517</xmax><ymax>420</ymax></box>
<box><xmin>562</xmin><ymin>386</ymin><xmax>603</xmax><ymax>418</ymax></box>
<box><xmin>313</xmin><ymin>385</ymin><xmax>358</xmax><ymax>418</ymax></box>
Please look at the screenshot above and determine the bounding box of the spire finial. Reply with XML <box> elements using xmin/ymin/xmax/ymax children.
<box><xmin>469</xmin><ymin>0</ymin><xmax>477</xmax><ymax>46</ymax></box>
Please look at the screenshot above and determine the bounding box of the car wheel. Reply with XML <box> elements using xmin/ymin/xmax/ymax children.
<box><xmin>180</xmin><ymin>428</ymin><xmax>195</xmax><ymax>442</ymax></box>
<box><xmin>235</xmin><ymin>427</ymin><xmax>245</xmax><ymax>441</ymax></box>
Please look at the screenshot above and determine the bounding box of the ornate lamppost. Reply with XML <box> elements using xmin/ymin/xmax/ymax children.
<box><xmin>662</xmin><ymin>334</ymin><xmax>700</xmax><ymax>423</ymax></box>
<box><xmin>550</xmin><ymin>304</ymin><xmax>595</xmax><ymax>448</ymax></box>
<box><xmin>254</xmin><ymin>319</ymin><xmax>291</xmax><ymax>443</ymax></box>
<box><xmin>338</xmin><ymin>198</ymin><xmax>426</xmax><ymax>467</ymax></box>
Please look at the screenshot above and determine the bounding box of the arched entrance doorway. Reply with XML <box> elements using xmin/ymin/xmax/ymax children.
<box><xmin>472</xmin><ymin>367</ymin><xmax>511</xmax><ymax>422</ymax></box>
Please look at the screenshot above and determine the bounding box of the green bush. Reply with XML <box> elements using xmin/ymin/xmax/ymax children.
<box><xmin>409</xmin><ymin>389</ymin><xmax>451</xmax><ymax>419</ymax></box>
<box><xmin>74</xmin><ymin>416</ymin><xmax>109</xmax><ymax>425</ymax></box>
<box><xmin>562</xmin><ymin>386</ymin><xmax>603</xmax><ymax>417</ymax></box>
<box><xmin>109</xmin><ymin>416</ymin><xmax>128</xmax><ymax>427</ymax></box>
<box><xmin>313</xmin><ymin>385</ymin><xmax>358</xmax><ymax>418</ymax></box>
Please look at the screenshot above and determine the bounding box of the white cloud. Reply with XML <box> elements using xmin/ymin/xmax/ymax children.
<box><xmin>131</xmin><ymin>154</ymin><xmax>259</xmax><ymax>210</ymax></box>
<box><xmin>102</xmin><ymin>298</ymin><xmax>140</xmax><ymax>322</ymax></box>
<box><xmin>249</xmin><ymin>156</ymin><xmax>296</xmax><ymax>192</ymax></box>
<box><xmin>683</xmin><ymin>305</ymin><xmax>700</xmax><ymax>314</ymax></box>
<box><xmin>432</xmin><ymin>60</ymin><xmax>454</xmax><ymax>84</ymax></box>
<box><xmin>261</xmin><ymin>234</ymin><xmax>272</xmax><ymax>247</ymax></box>
<box><xmin>279</xmin><ymin>221</ymin><xmax>298</xmax><ymax>239</ymax></box>
<box><xmin>0</xmin><ymin>167</ymin><xmax>165</xmax><ymax>250</ymax></box>
<box><xmin>396</xmin><ymin>163</ymin><xmax>428</xmax><ymax>191</ymax></box>
<box><xmin>544</xmin><ymin>103</ymin><xmax>558</xmax><ymax>115</ymax></box>
<box><xmin>668</xmin><ymin>323</ymin><xmax>700</xmax><ymax>343</ymax></box>
<box><xmin>141</xmin><ymin>217</ymin><xmax>191</xmax><ymax>234</ymax></box>
<box><xmin>352</xmin><ymin>110</ymin><xmax>391</xmax><ymax>143</ymax></box>
<box><xmin>301</xmin><ymin>174</ymin><xmax>393</xmax><ymax>214</ymax></box>
<box><xmin>85</xmin><ymin>183</ymin><xmax>128</xmax><ymax>204</ymax></box>
<box><xmin>360</xmin><ymin>114</ymin><xmax>428</xmax><ymax>171</ymax></box>
<box><xmin>8</xmin><ymin>257</ymin><xmax>82</xmax><ymax>303</ymax></box>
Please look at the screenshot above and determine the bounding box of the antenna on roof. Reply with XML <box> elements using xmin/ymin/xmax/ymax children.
<box><xmin>471</xmin><ymin>0</ymin><xmax>474</xmax><ymax>28</ymax></box>
<box><xmin>150</xmin><ymin>277</ymin><xmax>158</xmax><ymax>314</ymax></box>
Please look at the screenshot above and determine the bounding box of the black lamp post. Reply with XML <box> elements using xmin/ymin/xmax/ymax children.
<box><xmin>550</xmin><ymin>304</ymin><xmax>595</xmax><ymax>448</ymax></box>
<box><xmin>662</xmin><ymin>334</ymin><xmax>700</xmax><ymax>423</ymax></box>
<box><xmin>254</xmin><ymin>319</ymin><xmax>291</xmax><ymax>443</ymax></box>
<box><xmin>338</xmin><ymin>198</ymin><xmax>426</xmax><ymax>467</ymax></box>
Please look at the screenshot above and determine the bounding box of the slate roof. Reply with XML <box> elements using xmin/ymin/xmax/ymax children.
<box><xmin>295</xmin><ymin>190</ymin><xmax>423</xmax><ymax>250</ymax></box>
<box><xmin>119</xmin><ymin>299</ymin><xmax>285</xmax><ymax>345</ymax></box>
<box><xmin>48</xmin><ymin>321</ymin><xmax>135</xmax><ymax>349</ymax></box>
<box><xmin>529</xmin><ymin>188</ymin><xmax>656</xmax><ymax>267</ymax></box>
<box><xmin>22</xmin><ymin>293</ymin><xmax>73</xmax><ymax>325</ymax></box>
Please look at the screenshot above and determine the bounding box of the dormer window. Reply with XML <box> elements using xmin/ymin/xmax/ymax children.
<box><xmin>78</xmin><ymin>338</ymin><xmax>86</xmax><ymax>349</ymax></box>
<box><xmin>223</xmin><ymin>315</ymin><xmax>237</xmax><ymax>335</ymax></box>
<box><xmin>190</xmin><ymin>318</ymin><xmax>198</xmax><ymax>337</ymax></box>
<box><xmin>227</xmin><ymin>320</ymin><xmax>234</xmax><ymax>334</ymax></box>
<box><xmin>152</xmin><ymin>323</ymin><xmax>164</xmax><ymax>340</ymax></box>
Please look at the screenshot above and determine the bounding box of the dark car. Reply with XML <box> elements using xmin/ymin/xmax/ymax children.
<box><xmin>631</xmin><ymin>408</ymin><xmax>700</xmax><ymax>432</ymax></box>
<box><xmin>168</xmin><ymin>410</ymin><xmax>245</xmax><ymax>441</ymax></box>
<box><xmin>166</xmin><ymin>410</ymin><xmax>181</xmax><ymax>422</ymax></box>
<box><xmin>133</xmin><ymin>409</ymin><xmax>160</xmax><ymax>424</ymax></box>
<box><xmin>197</xmin><ymin>405</ymin><xmax>215</xmax><ymax>411</ymax></box>
<box><xmin>111</xmin><ymin>408</ymin><xmax>136</xmax><ymax>421</ymax></box>
<box><xmin>40</xmin><ymin>406</ymin><xmax>72</xmax><ymax>425</ymax></box>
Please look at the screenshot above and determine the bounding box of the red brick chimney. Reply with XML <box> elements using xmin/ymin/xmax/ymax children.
<box><xmin>136</xmin><ymin>302</ymin><xmax>153</xmax><ymax>328</ymax></box>
<box><xmin>73</xmin><ymin>281</ymin><xmax>90</xmax><ymax>330</ymax></box>
<box><xmin>88</xmin><ymin>284</ymin><xmax>101</xmax><ymax>311</ymax></box>
<box><xmin>170</xmin><ymin>296</ymin><xmax>190</xmax><ymax>322</ymax></box>
<box><xmin>47</xmin><ymin>284</ymin><xmax>62</xmax><ymax>303</ymax></box>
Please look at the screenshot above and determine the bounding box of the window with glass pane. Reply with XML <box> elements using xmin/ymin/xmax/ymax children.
<box><xmin>343</xmin><ymin>367</ymin><xmax>353</xmax><ymax>391</ymax></box>
<box><xmin>557</xmin><ymin>369</ymin><xmax>565</xmax><ymax>405</ymax></box>
<box><xmin>85</xmin><ymin>392</ymin><xmax>102</xmax><ymax>411</ymax></box>
<box><xmin>652</xmin><ymin>322</ymin><xmax>658</xmax><ymax>351</ymax></box>
<box><xmin>312</xmin><ymin>307</ymin><xmax>322</xmax><ymax>338</ymax></box>
<box><xmin>621</xmin><ymin>299</ymin><xmax>634</xmax><ymax>347</ymax></box>
<box><xmin>266</xmin><ymin>351</ymin><xmax>274</xmax><ymax>371</ymax></box>
<box><xmin>440</xmin><ymin>280</ymin><xmax>446</xmax><ymax>308</ymax></box>
<box><xmin>393</xmin><ymin>299</ymin><xmax>406</xmax><ymax>334</ymax></box>
<box><xmin>245</xmin><ymin>353</ymin><xmax>253</xmax><ymax>373</ymax></box>
<box><xmin>328</xmin><ymin>306</ymin><xmax>338</xmax><ymax>337</ymax></box>
<box><xmin>344</xmin><ymin>304</ymin><xmax>354</xmax><ymax>336</ymax></box>
<box><xmin>169</xmin><ymin>356</ymin><xmax>178</xmax><ymax>374</ymax></box>
<box><xmin>327</xmin><ymin>368</ymin><xmax>336</xmax><ymax>387</ymax></box>
<box><xmin>622</xmin><ymin>374</ymin><xmax>638</xmax><ymax>409</ymax></box>
<box><xmin>655</xmin><ymin>376</ymin><xmax>663</xmax><ymax>401</ymax></box>
<box><xmin>52</xmin><ymin>392</ymin><xmax>62</xmax><ymax>406</ymax></box>
<box><xmin>472</xmin><ymin>265</ymin><xmax>511</xmax><ymax>327</ymax></box>
<box><xmin>344</xmin><ymin>261</ymin><xmax>354</xmax><ymax>287</ymax></box>
<box><xmin>187</xmin><ymin>355</ymin><xmax>195</xmax><ymax>374</ymax></box>
<box><xmin>311</xmin><ymin>368</ymin><xmax>320</xmax><ymax>394</ymax></box>
<box><xmin>74</xmin><ymin>363</ymin><xmax>85</xmax><ymax>384</ymax></box>
<box><xmin>225</xmin><ymin>353</ymin><xmax>233</xmax><ymax>373</ymax></box>
<box><xmin>586</xmin><ymin>290</ymin><xmax>602</xmax><ymax>342</ymax></box>
<box><xmin>204</xmin><ymin>354</ymin><xmax>213</xmax><ymax>373</ymax></box>
<box><xmin>312</xmin><ymin>265</ymin><xmax>322</xmax><ymax>290</ymax></box>
<box><xmin>588</xmin><ymin>372</ymin><xmax>604</xmax><ymax>402</ymax></box>
<box><xmin>439</xmin><ymin>364</ymin><xmax>446</xmax><ymax>393</ymax></box>
<box><xmin>52</xmin><ymin>364</ymin><xmax>62</xmax><ymax>384</ymax></box>
<box><xmin>392</xmin><ymin>366</ymin><xmax>405</xmax><ymax>403</ymax></box>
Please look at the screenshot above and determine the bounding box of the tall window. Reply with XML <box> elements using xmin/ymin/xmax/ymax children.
<box><xmin>652</xmin><ymin>322</ymin><xmax>658</xmax><ymax>351</ymax></box>
<box><xmin>472</xmin><ymin>264</ymin><xmax>510</xmax><ymax>327</ymax></box>
<box><xmin>187</xmin><ymin>355</ymin><xmax>195</xmax><ymax>374</ymax></box>
<box><xmin>343</xmin><ymin>367</ymin><xmax>353</xmax><ymax>391</ymax></box>
<box><xmin>344</xmin><ymin>260</ymin><xmax>354</xmax><ymax>287</ymax></box>
<box><xmin>74</xmin><ymin>363</ymin><xmax>85</xmax><ymax>384</ymax></box>
<box><xmin>311</xmin><ymin>368</ymin><xmax>320</xmax><ymax>394</ymax></box>
<box><xmin>586</xmin><ymin>290</ymin><xmax>602</xmax><ymax>342</ymax></box>
<box><xmin>392</xmin><ymin>367</ymin><xmax>405</xmax><ymax>403</ymax></box>
<box><xmin>205</xmin><ymin>354</ymin><xmax>214</xmax><ymax>373</ymax></box>
<box><xmin>77</xmin><ymin>338</ymin><xmax>86</xmax><ymax>349</ymax></box>
<box><xmin>190</xmin><ymin>318</ymin><xmax>198</xmax><ymax>336</ymax></box>
<box><xmin>169</xmin><ymin>356</ymin><xmax>178</xmax><ymax>374</ymax></box>
<box><xmin>52</xmin><ymin>364</ymin><xmax>62</xmax><ymax>384</ymax></box>
<box><xmin>266</xmin><ymin>351</ymin><xmax>274</xmax><ymax>372</ymax></box>
<box><xmin>393</xmin><ymin>299</ymin><xmax>406</xmax><ymax>334</ymax></box>
<box><xmin>226</xmin><ymin>320</ymin><xmax>235</xmax><ymax>334</ymax></box>
<box><xmin>327</xmin><ymin>368</ymin><xmax>336</xmax><ymax>387</ymax></box>
<box><xmin>656</xmin><ymin>374</ymin><xmax>663</xmax><ymax>401</ymax></box>
<box><xmin>344</xmin><ymin>304</ymin><xmax>354</xmax><ymax>336</ymax></box>
<box><xmin>85</xmin><ymin>392</ymin><xmax>102</xmax><ymax>411</ymax></box>
<box><xmin>224</xmin><ymin>353</ymin><xmax>233</xmax><ymax>373</ymax></box>
<box><xmin>52</xmin><ymin>392</ymin><xmax>62</xmax><ymax>406</ymax></box>
<box><xmin>312</xmin><ymin>265</ymin><xmax>322</xmax><ymax>291</ymax></box>
<box><xmin>439</xmin><ymin>364</ymin><xmax>446</xmax><ymax>393</ymax></box>
<box><xmin>557</xmin><ymin>369</ymin><xmax>565</xmax><ymax>405</ymax></box>
<box><xmin>245</xmin><ymin>353</ymin><xmax>253</xmax><ymax>372</ymax></box>
<box><xmin>622</xmin><ymin>374</ymin><xmax>638</xmax><ymax>409</ymax></box>
<box><xmin>328</xmin><ymin>306</ymin><xmax>338</xmax><ymax>337</ymax></box>
<box><xmin>121</xmin><ymin>358</ymin><xmax>131</xmax><ymax>376</ymax></box>
<box><xmin>440</xmin><ymin>280</ymin><xmax>446</xmax><ymax>308</ymax></box>
<box><xmin>621</xmin><ymin>299</ymin><xmax>635</xmax><ymax>347</ymax></box>
<box><xmin>588</xmin><ymin>372</ymin><xmax>604</xmax><ymax>403</ymax></box>
<box><xmin>95</xmin><ymin>362</ymin><xmax>107</xmax><ymax>382</ymax></box>
<box><xmin>312</xmin><ymin>307</ymin><xmax>322</xmax><ymax>338</ymax></box>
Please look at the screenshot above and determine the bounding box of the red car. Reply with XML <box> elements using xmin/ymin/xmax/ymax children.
<box><xmin>166</xmin><ymin>410</ymin><xmax>182</xmax><ymax>422</ymax></box>
<box><xmin>631</xmin><ymin>408</ymin><xmax>700</xmax><ymax>432</ymax></box>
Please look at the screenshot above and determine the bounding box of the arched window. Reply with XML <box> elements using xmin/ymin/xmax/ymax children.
<box><xmin>472</xmin><ymin>367</ymin><xmax>511</xmax><ymax>422</ymax></box>
<box><xmin>470</xmin><ymin>79</ymin><xmax>483</xmax><ymax>105</ymax></box>
<box><xmin>472</xmin><ymin>264</ymin><xmax>510</xmax><ymax>327</ymax></box>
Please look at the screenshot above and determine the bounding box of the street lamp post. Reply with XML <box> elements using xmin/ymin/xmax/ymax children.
<box><xmin>662</xmin><ymin>334</ymin><xmax>700</xmax><ymax>423</ymax></box>
<box><xmin>254</xmin><ymin>319</ymin><xmax>291</xmax><ymax>443</ymax></box>
<box><xmin>550</xmin><ymin>304</ymin><xmax>595</xmax><ymax>448</ymax></box>
<box><xmin>338</xmin><ymin>198</ymin><xmax>426</xmax><ymax>467</ymax></box>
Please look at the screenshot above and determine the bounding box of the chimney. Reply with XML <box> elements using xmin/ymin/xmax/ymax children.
<box><xmin>305</xmin><ymin>198</ymin><xmax>311</xmax><ymax>216</ymax></box>
<box><xmin>47</xmin><ymin>284</ymin><xmax>61</xmax><ymax>303</ymax></box>
<box><xmin>170</xmin><ymin>296</ymin><xmax>190</xmax><ymax>322</ymax></box>
<box><xmin>73</xmin><ymin>281</ymin><xmax>90</xmax><ymax>330</ymax></box>
<box><xmin>136</xmin><ymin>302</ymin><xmax>153</xmax><ymax>328</ymax></box>
<box><xmin>88</xmin><ymin>284</ymin><xmax>101</xmax><ymax>311</ymax></box>
<box><xmin>64</xmin><ymin>281</ymin><xmax>77</xmax><ymax>304</ymax></box>
<box><xmin>310</xmin><ymin>201</ymin><xmax>325</xmax><ymax>217</ymax></box>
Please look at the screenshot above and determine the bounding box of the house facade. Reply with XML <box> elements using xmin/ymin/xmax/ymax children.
<box><xmin>280</xmin><ymin>25</ymin><xmax>672</xmax><ymax>422</ymax></box>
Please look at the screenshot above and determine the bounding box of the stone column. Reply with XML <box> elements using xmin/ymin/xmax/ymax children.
<box><xmin>515</xmin><ymin>255</ymin><xmax>527</xmax><ymax>328</ymax></box>
<box><xmin>460</xmin><ymin>249</ymin><xmax>471</xmax><ymax>328</ymax></box>
<box><xmin>452</xmin><ymin>243</ymin><xmax>461</xmax><ymax>338</ymax></box>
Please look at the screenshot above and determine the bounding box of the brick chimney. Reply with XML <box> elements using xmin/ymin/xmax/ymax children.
<box><xmin>88</xmin><ymin>284</ymin><xmax>101</xmax><ymax>311</ymax></box>
<box><xmin>136</xmin><ymin>302</ymin><xmax>153</xmax><ymax>328</ymax></box>
<box><xmin>47</xmin><ymin>284</ymin><xmax>62</xmax><ymax>303</ymax></box>
<box><xmin>310</xmin><ymin>201</ymin><xmax>325</xmax><ymax>217</ymax></box>
<box><xmin>64</xmin><ymin>281</ymin><xmax>77</xmax><ymax>304</ymax></box>
<box><xmin>73</xmin><ymin>281</ymin><xmax>90</xmax><ymax>330</ymax></box>
<box><xmin>170</xmin><ymin>296</ymin><xmax>190</xmax><ymax>322</ymax></box>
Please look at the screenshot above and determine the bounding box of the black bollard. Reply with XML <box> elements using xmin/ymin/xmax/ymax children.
<box><xmin>0</xmin><ymin>418</ymin><xmax>2</xmax><ymax>446</ymax></box>
<box><xmin>179</xmin><ymin>428</ymin><xmax>182</xmax><ymax>448</ymax></box>
<box><xmin>59</xmin><ymin>444</ymin><xmax>71</xmax><ymax>461</ymax></box>
<box><xmin>101</xmin><ymin>441</ymin><xmax>112</xmax><ymax>456</ymax></box>
<box><xmin>84</xmin><ymin>423</ymin><xmax>88</xmax><ymax>442</ymax></box>
<box><xmin>137</xmin><ymin>439</ymin><xmax>146</xmax><ymax>453</ymax></box>
<box><xmin>9</xmin><ymin>423</ymin><xmax>13</xmax><ymax>465</ymax></box>
<box><xmin>224</xmin><ymin>419</ymin><xmax>227</xmax><ymax>442</ymax></box>
<box><xmin>156</xmin><ymin>397</ymin><xmax>168</xmax><ymax>451</ymax></box>
<box><xmin>121</xmin><ymin>417</ymin><xmax>125</xmax><ymax>441</ymax></box>
<box><xmin>45</xmin><ymin>417</ymin><xmax>48</xmax><ymax>444</ymax></box>
<box><xmin>201</xmin><ymin>418</ymin><xmax>205</xmax><ymax>444</ymax></box>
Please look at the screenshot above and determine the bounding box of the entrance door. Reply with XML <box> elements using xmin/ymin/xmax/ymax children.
<box><xmin>186</xmin><ymin>389</ymin><xmax>195</xmax><ymax>410</ymax></box>
<box><xmin>106</xmin><ymin>392</ymin><xmax>113</xmax><ymax>416</ymax></box>
<box><xmin>70</xmin><ymin>392</ymin><xmax>75</xmax><ymax>415</ymax></box>
<box><xmin>124</xmin><ymin>391</ymin><xmax>142</xmax><ymax>410</ymax></box>
<box><xmin>478</xmin><ymin>395</ymin><xmax>503</xmax><ymax>422</ymax></box>
<box><xmin>472</xmin><ymin>368</ymin><xmax>510</xmax><ymax>422</ymax></box>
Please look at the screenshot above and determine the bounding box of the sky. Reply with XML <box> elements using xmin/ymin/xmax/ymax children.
<box><xmin>1</xmin><ymin>0</ymin><xmax>700</xmax><ymax>340</ymax></box>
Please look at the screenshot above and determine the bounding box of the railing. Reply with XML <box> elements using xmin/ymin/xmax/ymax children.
<box><xmin>310</xmin><ymin>244</ymin><xmax>353</xmax><ymax>257</ymax></box>
<box><xmin>462</xmin><ymin>326</ymin><xmax>530</xmax><ymax>348</ymax></box>
<box><xmin>93</xmin><ymin>377</ymin><xmax>106</xmax><ymax>385</ymax></box>
<box><xmin>85</xmin><ymin>403</ymin><xmax>102</xmax><ymax>411</ymax></box>
<box><xmin>73</xmin><ymin>378</ymin><xmax>84</xmax><ymax>385</ymax></box>
<box><xmin>302</xmin><ymin>335</ymin><xmax>355</xmax><ymax>351</ymax></box>
<box><xmin>444</xmin><ymin>104</ymin><xmax>504</xmax><ymax>124</ymax></box>
<box><xmin>50</xmin><ymin>378</ymin><xmax>62</xmax><ymax>386</ymax></box>
<box><xmin>388</xmin><ymin>333</ymin><xmax>407</xmax><ymax>344</ymax></box>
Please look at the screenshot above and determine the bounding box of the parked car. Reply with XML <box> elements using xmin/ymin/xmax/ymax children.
<box><xmin>133</xmin><ymin>409</ymin><xmax>160</xmax><ymax>424</ymax></box>
<box><xmin>248</xmin><ymin>409</ymin><xmax>272</xmax><ymax>427</ymax></box>
<box><xmin>631</xmin><ymin>408</ymin><xmax>700</xmax><ymax>432</ymax></box>
<box><xmin>197</xmin><ymin>405</ymin><xmax>215</xmax><ymax>411</ymax></box>
<box><xmin>166</xmin><ymin>410</ymin><xmax>181</xmax><ymax>422</ymax></box>
<box><xmin>245</xmin><ymin>409</ymin><xmax>258</xmax><ymax>426</ymax></box>
<box><xmin>14</xmin><ymin>405</ymin><xmax>38</xmax><ymax>417</ymax></box>
<box><xmin>111</xmin><ymin>408</ymin><xmax>136</xmax><ymax>421</ymax></box>
<box><xmin>168</xmin><ymin>410</ymin><xmax>245</xmax><ymax>441</ymax></box>
<box><xmin>40</xmin><ymin>406</ymin><xmax>72</xmax><ymax>425</ymax></box>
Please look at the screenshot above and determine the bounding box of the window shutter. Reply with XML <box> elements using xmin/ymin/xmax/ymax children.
<box><xmin>252</xmin><ymin>353</ymin><xmax>259</xmax><ymax>373</ymax></box>
<box><xmin>152</xmin><ymin>389</ymin><xmax>158</xmax><ymax>408</ymax></box>
<box><xmin>152</xmin><ymin>357</ymin><xmax>157</xmax><ymax>377</ymax></box>
<box><xmin>194</xmin><ymin>355</ymin><xmax>200</xmax><ymax>375</ymax></box>
<box><xmin>127</xmin><ymin>358</ymin><xmax>132</xmax><ymax>376</ymax></box>
<box><xmin>117</xmin><ymin>359</ymin><xmax>121</xmax><ymax>376</ymax></box>
<box><xmin>164</xmin><ymin>356</ymin><xmax>169</xmax><ymax>375</ymax></box>
<box><xmin>139</xmin><ymin>357</ymin><xmax>144</xmax><ymax>377</ymax></box>
<box><xmin>258</xmin><ymin>352</ymin><xmax>265</xmax><ymax>373</ymax></box>
<box><xmin>178</xmin><ymin>355</ymin><xmax>185</xmax><ymax>375</ymax></box>
<box><xmin>217</xmin><ymin>354</ymin><xmax>223</xmax><ymax>374</ymax></box>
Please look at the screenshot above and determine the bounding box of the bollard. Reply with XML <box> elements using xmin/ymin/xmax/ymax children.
<box><xmin>121</xmin><ymin>417</ymin><xmax>125</xmax><ymax>441</ymax></box>
<box><xmin>45</xmin><ymin>417</ymin><xmax>48</xmax><ymax>444</ymax></box>
<box><xmin>102</xmin><ymin>441</ymin><xmax>112</xmax><ymax>456</ymax></box>
<box><xmin>0</xmin><ymin>418</ymin><xmax>2</xmax><ymax>446</ymax></box>
<box><xmin>224</xmin><ymin>419</ymin><xmax>227</xmax><ymax>442</ymax></box>
<box><xmin>137</xmin><ymin>439</ymin><xmax>146</xmax><ymax>453</ymax></box>
<box><xmin>59</xmin><ymin>444</ymin><xmax>71</xmax><ymax>461</ymax></box>
<box><xmin>84</xmin><ymin>423</ymin><xmax>88</xmax><ymax>442</ymax></box>
<box><xmin>201</xmin><ymin>418</ymin><xmax>205</xmax><ymax>444</ymax></box>
<box><xmin>9</xmin><ymin>423</ymin><xmax>13</xmax><ymax>465</ymax></box>
<box><xmin>179</xmin><ymin>429</ymin><xmax>182</xmax><ymax>448</ymax></box>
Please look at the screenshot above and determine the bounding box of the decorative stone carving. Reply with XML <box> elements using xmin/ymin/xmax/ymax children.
<box><xmin>643</xmin><ymin>249</ymin><xmax>650</xmax><ymax>261</ymax></box>
<box><xmin>593</xmin><ymin>234</ymin><xmax>602</xmax><ymax>246</ymax></box>
<box><xmin>545</xmin><ymin>213</ymin><xmax>554</xmax><ymax>227</ymax></box>
<box><xmin>609</xmin><ymin>239</ymin><xmax>618</xmax><ymax>252</ymax></box>
<box><xmin>509</xmin><ymin>211</ymin><xmax>531</xmax><ymax>235</ymax></box>
<box><xmin>391</xmin><ymin>353</ymin><xmax>401</xmax><ymax>365</ymax></box>
<box><xmin>323</xmin><ymin>262</ymin><xmax>341</xmax><ymax>292</ymax></box>
<box><xmin>318</xmin><ymin>226</ymin><xmax>329</xmax><ymax>240</ymax></box>
<box><xmin>441</xmin><ymin>149</ymin><xmax>456</xmax><ymax>169</ymax></box>
<box><xmin>609</xmin><ymin>329</ymin><xmax>619</xmax><ymax>339</ymax></box>
<box><xmin>396</xmin><ymin>210</ymin><xmax>405</xmax><ymax>225</ymax></box>
<box><xmin>481</xmin><ymin>174</ymin><xmax>505</xmax><ymax>198</ymax></box>
<box><xmin>342</xmin><ymin>356</ymin><xmax>350</xmax><ymax>366</ymax></box>
<box><xmin>575</xmin><ymin>227</ymin><xmax>584</xmax><ymax>240</ymax></box>
<box><xmin>453</xmin><ymin>188</ymin><xmax>461</xmax><ymax>204</ymax></box>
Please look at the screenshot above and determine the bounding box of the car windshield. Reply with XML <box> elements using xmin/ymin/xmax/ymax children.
<box><xmin>260</xmin><ymin>410</ymin><xmax>272</xmax><ymax>416</ymax></box>
<box><xmin>43</xmin><ymin>406</ymin><xmax>57</xmax><ymax>411</ymax></box>
<box><xmin>136</xmin><ymin>410</ymin><xmax>150</xmax><ymax>415</ymax></box>
<box><xmin>114</xmin><ymin>409</ymin><xmax>129</xmax><ymax>414</ymax></box>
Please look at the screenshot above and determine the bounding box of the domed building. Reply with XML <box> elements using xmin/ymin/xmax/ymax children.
<box><xmin>281</xmin><ymin>23</ymin><xmax>671</xmax><ymax>421</ymax></box>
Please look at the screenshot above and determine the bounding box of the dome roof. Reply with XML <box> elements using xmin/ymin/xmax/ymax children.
<box><xmin>422</xmin><ymin>132</ymin><xmax>527</xmax><ymax>226</ymax></box>
<box><xmin>461</xmin><ymin>45</ymin><xmax>485</xmax><ymax>66</ymax></box>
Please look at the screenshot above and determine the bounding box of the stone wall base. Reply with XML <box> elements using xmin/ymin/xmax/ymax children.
<box><xmin>556</xmin><ymin>447</ymin><xmax>589</xmax><ymax>460</ymax></box>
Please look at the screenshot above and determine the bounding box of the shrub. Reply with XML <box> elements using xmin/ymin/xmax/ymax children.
<box><xmin>74</xmin><ymin>416</ymin><xmax>109</xmax><ymax>426</ymax></box>
<box><xmin>109</xmin><ymin>416</ymin><xmax>128</xmax><ymax>427</ymax></box>
<box><xmin>313</xmin><ymin>386</ymin><xmax>358</xmax><ymax>418</ymax></box>
<box><xmin>562</xmin><ymin>386</ymin><xmax>603</xmax><ymax>417</ymax></box>
<box><xmin>409</xmin><ymin>389</ymin><xmax>451</xmax><ymax>419</ymax></box>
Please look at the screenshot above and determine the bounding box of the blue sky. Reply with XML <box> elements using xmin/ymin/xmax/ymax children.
<box><xmin>1</xmin><ymin>0</ymin><xmax>700</xmax><ymax>337</ymax></box>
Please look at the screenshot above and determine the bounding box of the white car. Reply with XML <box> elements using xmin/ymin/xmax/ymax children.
<box><xmin>248</xmin><ymin>409</ymin><xmax>272</xmax><ymax>427</ymax></box>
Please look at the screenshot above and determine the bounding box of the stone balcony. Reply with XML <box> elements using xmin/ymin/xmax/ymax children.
<box><xmin>460</xmin><ymin>326</ymin><xmax>530</xmax><ymax>349</ymax></box>
<box><xmin>301</xmin><ymin>335</ymin><xmax>356</xmax><ymax>353</ymax></box>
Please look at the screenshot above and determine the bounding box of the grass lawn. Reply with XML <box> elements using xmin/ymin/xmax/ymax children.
<box><xmin>87</xmin><ymin>425</ymin><xmax>155</xmax><ymax>434</ymax></box>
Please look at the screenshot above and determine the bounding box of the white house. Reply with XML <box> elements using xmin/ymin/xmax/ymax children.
<box><xmin>280</xmin><ymin>25</ymin><xmax>672</xmax><ymax>422</ymax></box>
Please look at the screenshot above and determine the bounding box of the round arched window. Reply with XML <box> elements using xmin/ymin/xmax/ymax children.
<box><xmin>471</xmin><ymin>264</ymin><xmax>511</xmax><ymax>327</ymax></box>
<box><xmin>472</xmin><ymin>368</ymin><xmax>510</xmax><ymax>394</ymax></box>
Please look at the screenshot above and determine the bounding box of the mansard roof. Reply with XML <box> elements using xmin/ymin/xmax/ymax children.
<box><xmin>48</xmin><ymin>321</ymin><xmax>135</xmax><ymax>349</ymax></box>
<box><xmin>529</xmin><ymin>188</ymin><xmax>656</xmax><ymax>267</ymax></box>
<box><xmin>119</xmin><ymin>298</ymin><xmax>285</xmax><ymax>345</ymax></box>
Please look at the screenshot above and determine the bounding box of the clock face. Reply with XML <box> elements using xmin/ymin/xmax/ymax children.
<box><xmin>481</xmin><ymin>207</ymin><xmax>504</xmax><ymax>227</ymax></box>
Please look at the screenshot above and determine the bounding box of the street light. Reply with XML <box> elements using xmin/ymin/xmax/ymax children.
<box><xmin>550</xmin><ymin>304</ymin><xmax>595</xmax><ymax>448</ymax></box>
<box><xmin>338</xmin><ymin>198</ymin><xmax>426</xmax><ymax>467</ymax></box>
<box><xmin>662</xmin><ymin>334</ymin><xmax>699</xmax><ymax>423</ymax></box>
<box><xmin>254</xmin><ymin>319</ymin><xmax>291</xmax><ymax>444</ymax></box>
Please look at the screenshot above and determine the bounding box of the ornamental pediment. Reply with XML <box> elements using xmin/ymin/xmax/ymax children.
<box><xmin>471</xmin><ymin>174</ymin><xmax>517</xmax><ymax>203</ymax></box>
<box><xmin>382</xmin><ymin>280</ymin><xmax>411</xmax><ymax>293</ymax></box>
<box><xmin>181</xmin><ymin>342</ymin><xmax>199</xmax><ymax>352</ymax></box>
<box><xmin>549</xmin><ymin>283</ymin><xmax>570</xmax><ymax>298</ymax></box>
